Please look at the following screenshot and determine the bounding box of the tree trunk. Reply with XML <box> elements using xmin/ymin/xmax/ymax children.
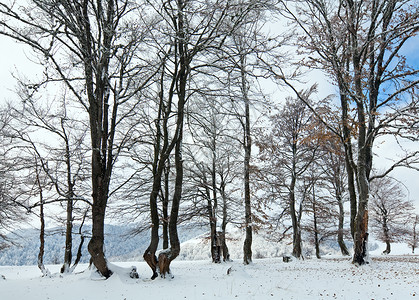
<box><xmin>38</xmin><ymin>201</ymin><xmax>48</xmax><ymax>276</ymax></box>
<box><xmin>412</xmin><ymin>216</ymin><xmax>418</xmax><ymax>254</ymax></box>
<box><xmin>337</xmin><ymin>194</ymin><xmax>350</xmax><ymax>256</ymax></box>
<box><xmin>154</xmin><ymin>0</ymin><xmax>188</xmax><ymax>274</ymax></box>
<box><xmin>207</xmin><ymin>189</ymin><xmax>218</xmax><ymax>263</ymax></box>
<box><xmin>340</xmin><ymin>91</ymin><xmax>357</xmax><ymax>239</ymax></box>
<box><xmin>70</xmin><ymin>217</ymin><xmax>87</xmax><ymax>272</ymax></box>
<box><xmin>87</xmin><ymin>131</ymin><xmax>112</xmax><ymax>277</ymax></box>
<box><xmin>168</xmin><ymin>135</ymin><xmax>183</xmax><ymax>263</ymax></box>
<box><xmin>347</xmin><ymin>0</ymin><xmax>372</xmax><ymax>266</ymax></box>
<box><xmin>384</xmin><ymin>240</ymin><xmax>391</xmax><ymax>255</ymax></box>
<box><xmin>201</xmin><ymin>170</ymin><xmax>217</xmax><ymax>262</ymax></box>
<box><xmin>61</xmin><ymin>144</ymin><xmax>74</xmax><ymax>273</ymax></box>
<box><xmin>36</xmin><ymin>170</ymin><xmax>49</xmax><ymax>277</ymax></box>
<box><xmin>382</xmin><ymin>216</ymin><xmax>391</xmax><ymax>254</ymax></box>
<box><xmin>144</xmin><ymin>65</ymin><xmax>172</xmax><ymax>279</ymax></box>
<box><xmin>211</xmin><ymin>141</ymin><xmax>219</xmax><ymax>263</ymax></box>
<box><xmin>242</xmin><ymin>52</ymin><xmax>252</xmax><ymax>265</ymax></box>
<box><xmin>162</xmin><ymin>160</ymin><xmax>170</xmax><ymax>250</ymax></box>
<box><xmin>312</xmin><ymin>190</ymin><xmax>320</xmax><ymax>259</ymax></box>
<box><xmin>351</xmin><ymin>88</ymin><xmax>371</xmax><ymax>265</ymax></box>
<box><xmin>82</xmin><ymin>0</ymin><xmax>116</xmax><ymax>278</ymax></box>
<box><xmin>352</xmin><ymin>132</ymin><xmax>370</xmax><ymax>265</ymax></box>
<box><xmin>290</xmin><ymin>172</ymin><xmax>302</xmax><ymax>258</ymax></box>
<box><xmin>220</xmin><ymin>180</ymin><xmax>231</xmax><ymax>262</ymax></box>
<box><xmin>144</xmin><ymin>171</ymin><xmax>163</xmax><ymax>280</ymax></box>
<box><xmin>158</xmin><ymin>88</ymin><xmax>186</xmax><ymax>278</ymax></box>
<box><xmin>88</xmin><ymin>202</ymin><xmax>111</xmax><ymax>277</ymax></box>
<box><xmin>61</xmin><ymin>200</ymin><xmax>73</xmax><ymax>273</ymax></box>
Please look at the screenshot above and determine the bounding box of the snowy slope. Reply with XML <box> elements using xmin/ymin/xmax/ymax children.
<box><xmin>0</xmin><ymin>224</ymin><xmax>207</xmax><ymax>266</ymax></box>
<box><xmin>1</xmin><ymin>224</ymin><xmax>418</xmax><ymax>300</ymax></box>
<box><xmin>0</xmin><ymin>256</ymin><xmax>418</xmax><ymax>300</ymax></box>
<box><xmin>179</xmin><ymin>225</ymin><xmax>353</xmax><ymax>260</ymax></box>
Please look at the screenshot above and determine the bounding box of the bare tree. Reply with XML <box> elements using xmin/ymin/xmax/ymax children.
<box><xmin>140</xmin><ymin>0</ymin><xmax>264</xmax><ymax>277</ymax></box>
<box><xmin>256</xmin><ymin>96</ymin><xmax>318</xmax><ymax>259</ymax></box>
<box><xmin>279</xmin><ymin>0</ymin><xmax>419</xmax><ymax>265</ymax></box>
<box><xmin>408</xmin><ymin>214</ymin><xmax>419</xmax><ymax>254</ymax></box>
<box><xmin>369</xmin><ymin>176</ymin><xmax>415</xmax><ymax>254</ymax></box>
<box><xmin>7</xmin><ymin>89</ymin><xmax>90</xmax><ymax>274</ymax></box>
<box><xmin>218</xmin><ymin>3</ymin><xmax>283</xmax><ymax>264</ymax></box>
<box><xmin>0</xmin><ymin>107</ymin><xmax>26</xmax><ymax>249</ymax></box>
<box><xmin>317</xmin><ymin>132</ymin><xmax>351</xmax><ymax>256</ymax></box>
<box><xmin>0</xmin><ymin>0</ymin><xmax>157</xmax><ymax>277</ymax></box>
<box><xmin>183</xmin><ymin>93</ymin><xmax>240</xmax><ymax>262</ymax></box>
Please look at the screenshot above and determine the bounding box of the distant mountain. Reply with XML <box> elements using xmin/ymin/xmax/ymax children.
<box><xmin>1</xmin><ymin>223</ymin><xmax>374</xmax><ymax>266</ymax></box>
<box><xmin>0</xmin><ymin>224</ymin><xmax>206</xmax><ymax>266</ymax></box>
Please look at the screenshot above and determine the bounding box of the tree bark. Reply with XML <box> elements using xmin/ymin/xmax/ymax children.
<box><xmin>82</xmin><ymin>0</ymin><xmax>116</xmax><ymax>278</ymax></box>
<box><xmin>290</xmin><ymin>154</ymin><xmax>302</xmax><ymax>258</ymax></box>
<box><xmin>312</xmin><ymin>187</ymin><xmax>320</xmax><ymax>259</ymax></box>
<box><xmin>88</xmin><ymin>202</ymin><xmax>111</xmax><ymax>277</ymax></box>
<box><xmin>382</xmin><ymin>216</ymin><xmax>391</xmax><ymax>254</ymax></box>
<box><xmin>347</xmin><ymin>0</ymin><xmax>370</xmax><ymax>265</ymax></box>
<box><xmin>337</xmin><ymin>194</ymin><xmax>350</xmax><ymax>256</ymax></box>
<box><xmin>144</xmin><ymin>61</ymin><xmax>174</xmax><ymax>280</ymax></box>
<box><xmin>339</xmin><ymin>90</ymin><xmax>357</xmax><ymax>240</ymax></box>
<box><xmin>243</xmin><ymin>66</ymin><xmax>253</xmax><ymax>265</ymax></box>
<box><xmin>162</xmin><ymin>160</ymin><xmax>170</xmax><ymax>250</ymax></box>
<box><xmin>220</xmin><ymin>179</ymin><xmax>231</xmax><ymax>261</ymax></box>
<box><xmin>204</xmin><ymin>180</ymin><xmax>218</xmax><ymax>263</ymax></box>
<box><xmin>35</xmin><ymin>168</ymin><xmax>49</xmax><ymax>277</ymax></box>
<box><xmin>61</xmin><ymin>140</ymin><xmax>74</xmax><ymax>273</ymax></box>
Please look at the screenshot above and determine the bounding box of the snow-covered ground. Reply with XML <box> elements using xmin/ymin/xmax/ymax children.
<box><xmin>1</xmin><ymin>225</ymin><xmax>417</xmax><ymax>299</ymax></box>
<box><xmin>0</xmin><ymin>254</ymin><xmax>418</xmax><ymax>300</ymax></box>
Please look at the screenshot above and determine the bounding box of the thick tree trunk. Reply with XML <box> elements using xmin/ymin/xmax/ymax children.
<box><xmin>352</xmin><ymin>85</ymin><xmax>371</xmax><ymax>265</ymax></box>
<box><xmin>352</xmin><ymin>128</ymin><xmax>370</xmax><ymax>265</ymax></box>
<box><xmin>88</xmin><ymin>203</ymin><xmax>112</xmax><ymax>277</ymax></box>
<box><xmin>144</xmin><ymin>174</ymin><xmax>163</xmax><ymax>280</ymax></box>
<box><xmin>353</xmin><ymin>132</ymin><xmax>370</xmax><ymax>264</ymax></box>
<box><xmin>87</xmin><ymin>139</ymin><xmax>112</xmax><ymax>277</ymax></box>
<box><xmin>347</xmin><ymin>0</ymin><xmax>372</xmax><ymax>266</ymax></box>
<box><xmin>82</xmin><ymin>0</ymin><xmax>116</xmax><ymax>279</ymax></box>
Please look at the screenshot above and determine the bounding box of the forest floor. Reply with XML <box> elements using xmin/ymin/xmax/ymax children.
<box><xmin>0</xmin><ymin>254</ymin><xmax>418</xmax><ymax>300</ymax></box>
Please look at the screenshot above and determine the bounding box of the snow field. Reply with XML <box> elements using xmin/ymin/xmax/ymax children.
<box><xmin>0</xmin><ymin>256</ymin><xmax>418</xmax><ymax>300</ymax></box>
